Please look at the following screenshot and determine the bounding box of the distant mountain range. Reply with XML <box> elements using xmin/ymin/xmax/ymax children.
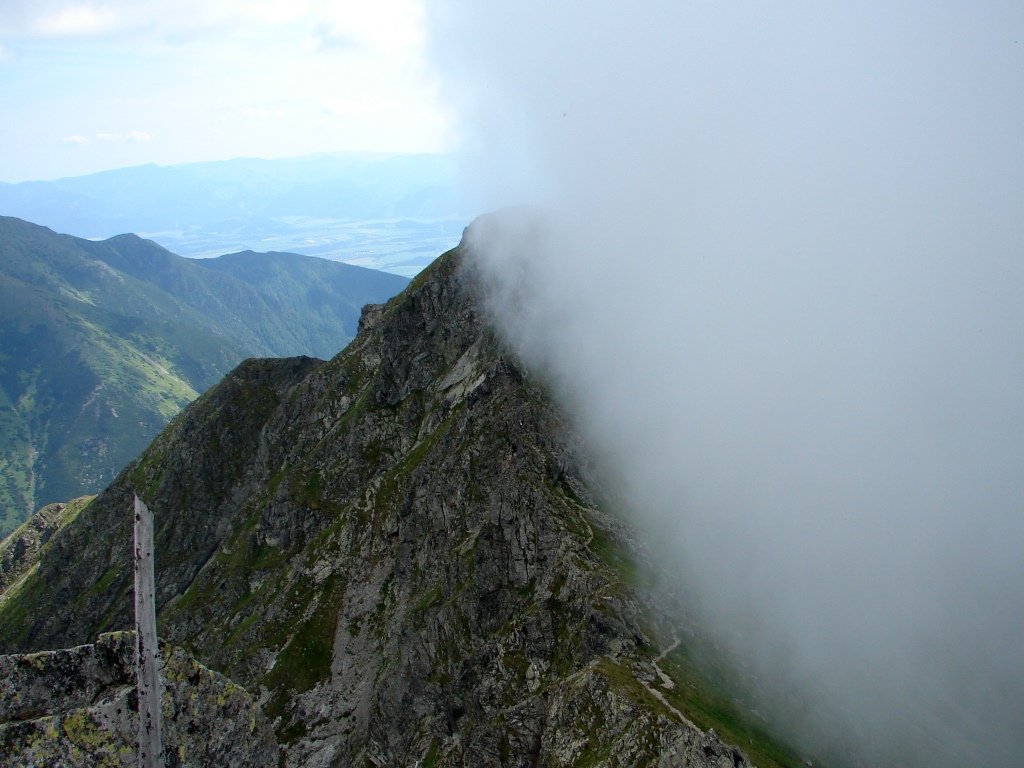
<box><xmin>0</xmin><ymin>215</ymin><xmax>408</xmax><ymax>534</ymax></box>
<box><xmin>0</xmin><ymin>153</ymin><xmax>471</xmax><ymax>275</ymax></box>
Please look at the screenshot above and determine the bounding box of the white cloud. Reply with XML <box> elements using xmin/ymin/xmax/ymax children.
<box><xmin>311</xmin><ymin>0</ymin><xmax>424</xmax><ymax>54</ymax></box>
<box><xmin>1</xmin><ymin>0</ymin><xmax>419</xmax><ymax>48</ymax></box>
<box><xmin>2</xmin><ymin>1</ymin><xmax>267</xmax><ymax>42</ymax></box>
<box><xmin>309</xmin><ymin>21</ymin><xmax>358</xmax><ymax>52</ymax></box>
<box><xmin>241</xmin><ymin>106</ymin><xmax>286</xmax><ymax>121</ymax></box>
<box><xmin>0</xmin><ymin>42</ymin><xmax>12</xmax><ymax>60</ymax></box>
<box><xmin>34</xmin><ymin>4</ymin><xmax>119</xmax><ymax>37</ymax></box>
<box><xmin>61</xmin><ymin>130</ymin><xmax>151</xmax><ymax>146</ymax></box>
<box><xmin>94</xmin><ymin>130</ymin><xmax>151</xmax><ymax>143</ymax></box>
<box><xmin>429</xmin><ymin>2</ymin><xmax>1024</xmax><ymax>765</ymax></box>
<box><xmin>322</xmin><ymin>98</ymin><xmax>393</xmax><ymax>117</ymax></box>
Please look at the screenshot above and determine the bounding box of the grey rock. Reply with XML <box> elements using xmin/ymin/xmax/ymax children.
<box><xmin>0</xmin><ymin>631</ymin><xmax>278</xmax><ymax>767</ymax></box>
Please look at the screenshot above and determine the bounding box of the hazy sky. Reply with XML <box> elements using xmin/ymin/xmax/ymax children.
<box><xmin>425</xmin><ymin>2</ymin><xmax>1024</xmax><ymax>766</ymax></box>
<box><xmin>0</xmin><ymin>0</ymin><xmax>448</xmax><ymax>181</ymax></box>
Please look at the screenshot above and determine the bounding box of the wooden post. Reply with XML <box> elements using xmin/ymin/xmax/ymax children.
<box><xmin>134</xmin><ymin>494</ymin><xmax>163</xmax><ymax>768</ymax></box>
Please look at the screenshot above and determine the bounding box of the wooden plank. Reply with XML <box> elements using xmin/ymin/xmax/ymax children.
<box><xmin>134</xmin><ymin>494</ymin><xmax>163</xmax><ymax>768</ymax></box>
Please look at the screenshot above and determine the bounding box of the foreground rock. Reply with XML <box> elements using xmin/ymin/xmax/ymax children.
<box><xmin>0</xmin><ymin>631</ymin><xmax>278</xmax><ymax>767</ymax></box>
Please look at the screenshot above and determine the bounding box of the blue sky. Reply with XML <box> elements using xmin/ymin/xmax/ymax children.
<box><xmin>0</xmin><ymin>1</ymin><xmax>449</xmax><ymax>182</ymax></box>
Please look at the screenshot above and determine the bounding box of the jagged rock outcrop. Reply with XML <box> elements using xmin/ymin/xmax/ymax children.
<box><xmin>0</xmin><ymin>235</ymin><xmax>776</xmax><ymax>766</ymax></box>
<box><xmin>0</xmin><ymin>631</ymin><xmax>278</xmax><ymax>767</ymax></box>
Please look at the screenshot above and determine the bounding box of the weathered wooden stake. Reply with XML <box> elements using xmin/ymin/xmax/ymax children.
<box><xmin>134</xmin><ymin>494</ymin><xmax>163</xmax><ymax>768</ymax></box>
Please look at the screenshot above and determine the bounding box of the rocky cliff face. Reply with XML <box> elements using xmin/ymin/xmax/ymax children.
<box><xmin>0</xmin><ymin>238</ymin><xmax>782</xmax><ymax>766</ymax></box>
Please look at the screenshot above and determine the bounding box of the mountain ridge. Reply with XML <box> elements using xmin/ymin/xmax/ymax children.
<box><xmin>0</xmin><ymin>235</ymin><xmax>804</xmax><ymax>767</ymax></box>
<box><xmin>0</xmin><ymin>215</ymin><xmax>408</xmax><ymax>534</ymax></box>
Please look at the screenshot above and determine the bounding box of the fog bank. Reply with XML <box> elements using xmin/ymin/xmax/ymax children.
<box><xmin>425</xmin><ymin>3</ymin><xmax>1024</xmax><ymax>766</ymax></box>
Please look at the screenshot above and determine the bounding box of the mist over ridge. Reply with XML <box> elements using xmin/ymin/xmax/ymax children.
<box><xmin>426</xmin><ymin>2</ymin><xmax>1024</xmax><ymax>766</ymax></box>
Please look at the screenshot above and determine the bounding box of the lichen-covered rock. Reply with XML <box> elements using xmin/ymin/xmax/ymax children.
<box><xmin>0</xmin><ymin>238</ymin><xmax>775</xmax><ymax>766</ymax></box>
<box><xmin>0</xmin><ymin>632</ymin><xmax>278</xmax><ymax>767</ymax></box>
